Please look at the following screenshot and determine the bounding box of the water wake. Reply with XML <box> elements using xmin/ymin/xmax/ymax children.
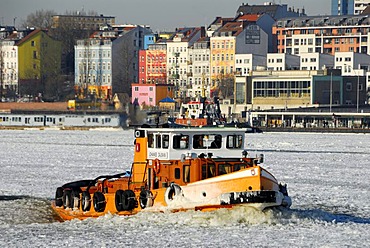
<box><xmin>0</xmin><ymin>195</ymin><xmax>57</xmax><ymax>225</ymax></box>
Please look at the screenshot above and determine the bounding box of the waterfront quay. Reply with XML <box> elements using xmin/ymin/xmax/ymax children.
<box><xmin>250</xmin><ymin>106</ymin><xmax>370</xmax><ymax>133</ymax></box>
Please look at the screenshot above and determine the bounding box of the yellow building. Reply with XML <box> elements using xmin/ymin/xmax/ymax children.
<box><xmin>210</xmin><ymin>23</ymin><xmax>241</xmax><ymax>99</ymax></box>
<box><xmin>17</xmin><ymin>29</ymin><xmax>62</xmax><ymax>97</ymax></box>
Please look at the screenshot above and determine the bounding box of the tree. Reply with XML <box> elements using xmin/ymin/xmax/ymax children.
<box><xmin>113</xmin><ymin>38</ymin><xmax>137</xmax><ymax>95</ymax></box>
<box><xmin>20</xmin><ymin>9</ymin><xmax>56</xmax><ymax>29</ymax></box>
<box><xmin>0</xmin><ymin>43</ymin><xmax>4</xmax><ymax>101</ymax></box>
<box><xmin>217</xmin><ymin>70</ymin><xmax>234</xmax><ymax>100</ymax></box>
<box><xmin>48</xmin><ymin>13</ymin><xmax>95</xmax><ymax>76</ymax></box>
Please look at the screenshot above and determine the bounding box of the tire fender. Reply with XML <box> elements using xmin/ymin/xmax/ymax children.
<box><xmin>164</xmin><ymin>183</ymin><xmax>182</xmax><ymax>205</ymax></box>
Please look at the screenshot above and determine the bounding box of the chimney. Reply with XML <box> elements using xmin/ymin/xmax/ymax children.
<box><xmin>200</xmin><ymin>26</ymin><xmax>205</xmax><ymax>37</ymax></box>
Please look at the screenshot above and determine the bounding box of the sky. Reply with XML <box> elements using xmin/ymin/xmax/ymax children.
<box><xmin>1</xmin><ymin>0</ymin><xmax>331</xmax><ymax>32</ymax></box>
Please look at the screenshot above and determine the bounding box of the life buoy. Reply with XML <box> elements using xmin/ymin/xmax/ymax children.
<box><xmin>81</xmin><ymin>191</ymin><xmax>91</xmax><ymax>212</ymax></box>
<box><xmin>55</xmin><ymin>187</ymin><xmax>64</xmax><ymax>207</ymax></box>
<box><xmin>139</xmin><ymin>190</ymin><xmax>153</xmax><ymax>209</ymax></box>
<box><xmin>164</xmin><ymin>183</ymin><xmax>182</xmax><ymax>205</ymax></box>
<box><xmin>153</xmin><ymin>159</ymin><xmax>160</xmax><ymax>174</ymax></box>
<box><xmin>93</xmin><ymin>191</ymin><xmax>106</xmax><ymax>212</ymax></box>
<box><xmin>115</xmin><ymin>190</ymin><xmax>136</xmax><ymax>211</ymax></box>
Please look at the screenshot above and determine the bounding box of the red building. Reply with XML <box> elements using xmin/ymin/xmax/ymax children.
<box><xmin>138</xmin><ymin>44</ymin><xmax>167</xmax><ymax>84</ymax></box>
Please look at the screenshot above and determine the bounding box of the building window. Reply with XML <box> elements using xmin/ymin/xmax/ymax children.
<box><xmin>31</xmin><ymin>41</ymin><xmax>35</xmax><ymax>46</ymax></box>
<box><xmin>134</xmin><ymin>86</ymin><xmax>139</xmax><ymax>91</ymax></box>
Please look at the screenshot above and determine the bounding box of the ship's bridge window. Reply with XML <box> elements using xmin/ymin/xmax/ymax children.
<box><xmin>234</xmin><ymin>163</ymin><xmax>250</xmax><ymax>171</ymax></box>
<box><xmin>218</xmin><ymin>163</ymin><xmax>232</xmax><ymax>175</ymax></box>
<box><xmin>183</xmin><ymin>165</ymin><xmax>190</xmax><ymax>183</ymax></box>
<box><xmin>148</xmin><ymin>133</ymin><xmax>154</xmax><ymax>148</ymax></box>
<box><xmin>162</xmin><ymin>134</ymin><xmax>169</xmax><ymax>148</ymax></box>
<box><xmin>193</xmin><ymin>134</ymin><xmax>222</xmax><ymax>149</ymax></box>
<box><xmin>155</xmin><ymin>134</ymin><xmax>161</xmax><ymax>148</ymax></box>
<box><xmin>227</xmin><ymin>135</ymin><xmax>243</xmax><ymax>149</ymax></box>
<box><xmin>173</xmin><ymin>135</ymin><xmax>189</xmax><ymax>149</ymax></box>
<box><xmin>202</xmin><ymin>163</ymin><xmax>215</xmax><ymax>179</ymax></box>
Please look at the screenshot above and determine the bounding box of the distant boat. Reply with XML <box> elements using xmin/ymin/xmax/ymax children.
<box><xmin>173</xmin><ymin>97</ymin><xmax>262</xmax><ymax>133</ymax></box>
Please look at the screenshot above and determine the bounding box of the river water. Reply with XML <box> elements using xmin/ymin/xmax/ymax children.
<box><xmin>0</xmin><ymin>129</ymin><xmax>369</xmax><ymax>247</ymax></box>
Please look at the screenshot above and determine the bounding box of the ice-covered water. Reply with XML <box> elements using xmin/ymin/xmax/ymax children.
<box><xmin>0</xmin><ymin>129</ymin><xmax>369</xmax><ymax>247</ymax></box>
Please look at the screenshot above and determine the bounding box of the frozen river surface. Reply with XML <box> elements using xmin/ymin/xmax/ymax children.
<box><xmin>0</xmin><ymin>129</ymin><xmax>369</xmax><ymax>247</ymax></box>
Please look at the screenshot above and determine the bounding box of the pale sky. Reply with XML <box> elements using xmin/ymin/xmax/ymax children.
<box><xmin>1</xmin><ymin>0</ymin><xmax>331</xmax><ymax>32</ymax></box>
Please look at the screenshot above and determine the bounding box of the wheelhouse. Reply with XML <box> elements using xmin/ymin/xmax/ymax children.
<box><xmin>133</xmin><ymin>127</ymin><xmax>258</xmax><ymax>190</ymax></box>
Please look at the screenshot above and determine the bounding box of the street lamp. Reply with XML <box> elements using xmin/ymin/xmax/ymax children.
<box><xmin>356</xmin><ymin>72</ymin><xmax>359</xmax><ymax>113</ymax></box>
<box><xmin>330</xmin><ymin>72</ymin><xmax>332</xmax><ymax>113</ymax></box>
<box><xmin>344</xmin><ymin>64</ymin><xmax>361</xmax><ymax>113</ymax></box>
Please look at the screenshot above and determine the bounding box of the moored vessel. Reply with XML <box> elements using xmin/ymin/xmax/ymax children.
<box><xmin>51</xmin><ymin>125</ymin><xmax>291</xmax><ymax>221</ymax></box>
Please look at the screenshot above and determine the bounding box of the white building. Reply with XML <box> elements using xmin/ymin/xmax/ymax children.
<box><xmin>267</xmin><ymin>53</ymin><xmax>300</xmax><ymax>71</ymax></box>
<box><xmin>0</xmin><ymin>40</ymin><xmax>18</xmax><ymax>97</ymax></box>
<box><xmin>334</xmin><ymin>52</ymin><xmax>370</xmax><ymax>75</ymax></box>
<box><xmin>235</xmin><ymin>54</ymin><xmax>266</xmax><ymax>76</ymax></box>
<box><xmin>187</xmin><ymin>37</ymin><xmax>211</xmax><ymax>99</ymax></box>
<box><xmin>354</xmin><ymin>0</ymin><xmax>370</xmax><ymax>14</ymax></box>
<box><xmin>300</xmin><ymin>53</ymin><xmax>335</xmax><ymax>71</ymax></box>
<box><xmin>75</xmin><ymin>25</ymin><xmax>152</xmax><ymax>99</ymax></box>
<box><xmin>166</xmin><ymin>28</ymin><xmax>203</xmax><ymax>98</ymax></box>
<box><xmin>75</xmin><ymin>37</ymin><xmax>113</xmax><ymax>98</ymax></box>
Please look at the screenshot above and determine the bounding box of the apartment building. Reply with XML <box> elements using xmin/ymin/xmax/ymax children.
<box><xmin>300</xmin><ymin>53</ymin><xmax>335</xmax><ymax>71</ymax></box>
<box><xmin>0</xmin><ymin>40</ymin><xmax>18</xmax><ymax>97</ymax></box>
<box><xmin>166</xmin><ymin>27</ymin><xmax>204</xmax><ymax>98</ymax></box>
<box><xmin>331</xmin><ymin>0</ymin><xmax>370</xmax><ymax>15</ymax></box>
<box><xmin>52</xmin><ymin>14</ymin><xmax>115</xmax><ymax>30</ymax></box>
<box><xmin>138</xmin><ymin>43</ymin><xmax>167</xmax><ymax>84</ymax></box>
<box><xmin>267</xmin><ymin>53</ymin><xmax>300</xmax><ymax>71</ymax></box>
<box><xmin>187</xmin><ymin>37</ymin><xmax>211</xmax><ymax>98</ymax></box>
<box><xmin>210</xmin><ymin>21</ymin><xmax>268</xmax><ymax>99</ymax></box>
<box><xmin>235</xmin><ymin>54</ymin><xmax>266</xmax><ymax>76</ymax></box>
<box><xmin>75</xmin><ymin>25</ymin><xmax>152</xmax><ymax>99</ymax></box>
<box><xmin>273</xmin><ymin>15</ymin><xmax>370</xmax><ymax>55</ymax></box>
<box><xmin>17</xmin><ymin>29</ymin><xmax>61</xmax><ymax>98</ymax></box>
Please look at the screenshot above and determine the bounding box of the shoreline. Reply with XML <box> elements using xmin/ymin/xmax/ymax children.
<box><xmin>258</xmin><ymin>126</ymin><xmax>370</xmax><ymax>133</ymax></box>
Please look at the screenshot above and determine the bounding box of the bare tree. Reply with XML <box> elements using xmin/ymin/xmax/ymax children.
<box><xmin>113</xmin><ymin>39</ymin><xmax>137</xmax><ymax>95</ymax></box>
<box><xmin>20</xmin><ymin>9</ymin><xmax>56</xmax><ymax>29</ymax></box>
<box><xmin>79</xmin><ymin>40</ymin><xmax>93</xmax><ymax>98</ymax></box>
<box><xmin>48</xmin><ymin>14</ymin><xmax>95</xmax><ymax>76</ymax></box>
<box><xmin>0</xmin><ymin>43</ymin><xmax>4</xmax><ymax>101</ymax></box>
<box><xmin>217</xmin><ymin>70</ymin><xmax>234</xmax><ymax>100</ymax></box>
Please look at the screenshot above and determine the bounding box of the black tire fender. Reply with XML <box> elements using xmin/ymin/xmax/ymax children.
<box><xmin>62</xmin><ymin>189</ymin><xmax>72</xmax><ymax>209</ymax></box>
<box><xmin>164</xmin><ymin>183</ymin><xmax>182</xmax><ymax>205</ymax></box>
<box><xmin>55</xmin><ymin>187</ymin><xmax>64</xmax><ymax>207</ymax></box>
<box><xmin>71</xmin><ymin>189</ymin><xmax>81</xmax><ymax>210</ymax></box>
<box><xmin>123</xmin><ymin>190</ymin><xmax>137</xmax><ymax>211</ymax></box>
<box><xmin>115</xmin><ymin>189</ymin><xmax>125</xmax><ymax>212</ymax></box>
<box><xmin>81</xmin><ymin>191</ymin><xmax>91</xmax><ymax>212</ymax></box>
<box><xmin>139</xmin><ymin>190</ymin><xmax>153</xmax><ymax>209</ymax></box>
<box><xmin>93</xmin><ymin>191</ymin><xmax>106</xmax><ymax>212</ymax></box>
